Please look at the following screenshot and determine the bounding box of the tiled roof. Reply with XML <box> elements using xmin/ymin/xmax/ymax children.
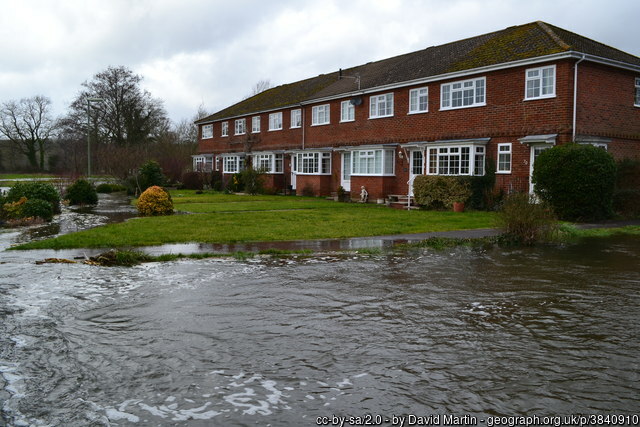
<box><xmin>196</xmin><ymin>21</ymin><xmax>640</xmax><ymax>124</ymax></box>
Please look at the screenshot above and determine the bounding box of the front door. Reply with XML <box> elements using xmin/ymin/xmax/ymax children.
<box><xmin>409</xmin><ymin>150</ymin><xmax>424</xmax><ymax>196</ymax></box>
<box><xmin>290</xmin><ymin>154</ymin><xmax>297</xmax><ymax>190</ymax></box>
<box><xmin>529</xmin><ymin>144</ymin><xmax>551</xmax><ymax>194</ymax></box>
<box><xmin>341</xmin><ymin>152</ymin><xmax>351</xmax><ymax>192</ymax></box>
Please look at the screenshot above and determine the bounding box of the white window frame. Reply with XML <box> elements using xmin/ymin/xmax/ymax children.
<box><xmin>351</xmin><ymin>149</ymin><xmax>395</xmax><ymax>176</ymax></box>
<box><xmin>294</xmin><ymin>152</ymin><xmax>331</xmax><ymax>175</ymax></box>
<box><xmin>635</xmin><ymin>77</ymin><xmax>640</xmax><ymax>107</ymax></box>
<box><xmin>290</xmin><ymin>109</ymin><xmax>302</xmax><ymax>128</ymax></box>
<box><xmin>253</xmin><ymin>153</ymin><xmax>284</xmax><ymax>174</ymax></box>
<box><xmin>269</xmin><ymin>112</ymin><xmax>283</xmax><ymax>131</ymax></box>
<box><xmin>252</xmin><ymin>116</ymin><xmax>260</xmax><ymax>133</ymax></box>
<box><xmin>311</xmin><ymin>104</ymin><xmax>330</xmax><ymax>126</ymax></box>
<box><xmin>234</xmin><ymin>118</ymin><xmax>246</xmax><ymax>135</ymax></box>
<box><xmin>525</xmin><ymin>65</ymin><xmax>556</xmax><ymax>100</ymax></box>
<box><xmin>426</xmin><ymin>144</ymin><xmax>486</xmax><ymax>176</ymax></box>
<box><xmin>222</xmin><ymin>155</ymin><xmax>245</xmax><ymax>174</ymax></box>
<box><xmin>409</xmin><ymin>87</ymin><xmax>429</xmax><ymax>114</ymax></box>
<box><xmin>340</xmin><ymin>100</ymin><xmax>355</xmax><ymax>122</ymax></box>
<box><xmin>193</xmin><ymin>156</ymin><xmax>206</xmax><ymax>171</ymax></box>
<box><xmin>221</xmin><ymin>121</ymin><xmax>229</xmax><ymax>137</ymax></box>
<box><xmin>440</xmin><ymin>77</ymin><xmax>486</xmax><ymax>110</ymax></box>
<box><xmin>201</xmin><ymin>124</ymin><xmax>213</xmax><ymax>139</ymax></box>
<box><xmin>497</xmin><ymin>143</ymin><xmax>512</xmax><ymax>174</ymax></box>
<box><xmin>369</xmin><ymin>93</ymin><xmax>394</xmax><ymax>118</ymax></box>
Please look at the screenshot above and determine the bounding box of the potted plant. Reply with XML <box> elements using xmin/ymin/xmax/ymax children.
<box><xmin>449</xmin><ymin>179</ymin><xmax>472</xmax><ymax>212</ymax></box>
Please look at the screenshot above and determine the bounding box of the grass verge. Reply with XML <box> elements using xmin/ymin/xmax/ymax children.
<box><xmin>15</xmin><ymin>191</ymin><xmax>497</xmax><ymax>249</ymax></box>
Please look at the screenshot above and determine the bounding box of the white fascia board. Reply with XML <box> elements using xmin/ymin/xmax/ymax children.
<box><xmin>334</xmin><ymin>143</ymin><xmax>399</xmax><ymax>152</ymax></box>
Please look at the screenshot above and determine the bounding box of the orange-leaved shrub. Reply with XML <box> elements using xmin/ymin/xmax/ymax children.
<box><xmin>136</xmin><ymin>186</ymin><xmax>174</xmax><ymax>216</ymax></box>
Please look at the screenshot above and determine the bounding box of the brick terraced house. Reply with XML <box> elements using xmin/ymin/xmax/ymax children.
<box><xmin>194</xmin><ymin>21</ymin><xmax>640</xmax><ymax>202</ymax></box>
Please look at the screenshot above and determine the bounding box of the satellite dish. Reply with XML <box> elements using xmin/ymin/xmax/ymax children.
<box><xmin>350</xmin><ymin>96</ymin><xmax>363</xmax><ymax>106</ymax></box>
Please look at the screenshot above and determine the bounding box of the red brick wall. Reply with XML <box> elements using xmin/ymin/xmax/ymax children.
<box><xmin>199</xmin><ymin>58</ymin><xmax>640</xmax><ymax>198</ymax></box>
<box><xmin>577</xmin><ymin>62</ymin><xmax>640</xmax><ymax>141</ymax></box>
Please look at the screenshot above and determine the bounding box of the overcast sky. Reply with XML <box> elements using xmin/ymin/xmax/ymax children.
<box><xmin>1</xmin><ymin>0</ymin><xmax>639</xmax><ymax>125</ymax></box>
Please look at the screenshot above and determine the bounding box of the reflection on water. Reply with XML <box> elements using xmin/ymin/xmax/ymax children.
<box><xmin>1</xmin><ymin>235</ymin><xmax>639</xmax><ymax>425</ymax></box>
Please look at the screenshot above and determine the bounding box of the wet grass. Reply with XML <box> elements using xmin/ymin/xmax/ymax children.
<box><xmin>14</xmin><ymin>191</ymin><xmax>497</xmax><ymax>249</ymax></box>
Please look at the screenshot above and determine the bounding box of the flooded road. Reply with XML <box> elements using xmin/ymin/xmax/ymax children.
<box><xmin>0</xmin><ymin>196</ymin><xmax>639</xmax><ymax>425</ymax></box>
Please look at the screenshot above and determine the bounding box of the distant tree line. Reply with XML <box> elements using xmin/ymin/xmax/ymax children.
<box><xmin>0</xmin><ymin>65</ymin><xmax>208</xmax><ymax>181</ymax></box>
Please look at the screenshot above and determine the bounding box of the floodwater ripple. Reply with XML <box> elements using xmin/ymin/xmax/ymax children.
<box><xmin>1</xmin><ymin>238</ymin><xmax>639</xmax><ymax>425</ymax></box>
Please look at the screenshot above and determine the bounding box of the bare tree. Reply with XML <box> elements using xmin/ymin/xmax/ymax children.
<box><xmin>0</xmin><ymin>95</ymin><xmax>57</xmax><ymax>170</ymax></box>
<box><xmin>173</xmin><ymin>103</ymin><xmax>210</xmax><ymax>144</ymax></box>
<box><xmin>244</xmin><ymin>79</ymin><xmax>273</xmax><ymax>99</ymax></box>
<box><xmin>63</xmin><ymin>66</ymin><xmax>170</xmax><ymax>146</ymax></box>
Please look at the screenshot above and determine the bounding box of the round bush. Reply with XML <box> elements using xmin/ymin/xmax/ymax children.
<box><xmin>6</xmin><ymin>182</ymin><xmax>60</xmax><ymax>214</ymax></box>
<box><xmin>65</xmin><ymin>179</ymin><xmax>98</xmax><ymax>205</ymax></box>
<box><xmin>532</xmin><ymin>144</ymin><xmax>617</xmax><ymax>221</ymax></box>
<box><xmin>137</xmin><ymin>186</ymin><xmax>174</xmax><ymax>216</ymax></box>
<box><xmin>22</xmin><ymin>198</ymin><xmax>54</xmax><ymax>221</ymax></box>
<box><xmin>413</xmin><ymin>175</ymin><xmax>472</xmax><ymax>209</ymax></box>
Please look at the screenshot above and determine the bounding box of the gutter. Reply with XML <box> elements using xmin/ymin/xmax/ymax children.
<box><xmin>573</xmin><ymin>54</ymin><xmax>586</xmax><ymax>142</ymax></box>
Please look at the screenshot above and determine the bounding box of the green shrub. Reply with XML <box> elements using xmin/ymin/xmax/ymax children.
<box><xmin>181</xmin><ymin>172</ymin><xmax>204</xmax><ymax>190</ymax></box>
<box><xmin>65</xmin><ymin>179</ymin><xmax>98</xmax><ymax>205</ymax></box>
<box><xmin>225</xmin><ymin>173</ymin><xmax>243</xmax><ymax>193</ymax></box>
<box><xmin>413</xmin><ymin>175</ymin><xmax>472</xmax><ymax>209</ymax></box>
<box><xmin>136</xmin><ymin>186</ymin><xmax>174</xmax><ymax>216</ymax></box>
<box><xmin>22</xmin><ymin>198</ymin><xmax>54</xmax><ymax>221</ymax></box>
<box><xmin>3</xmin><ymin>197</ymin><xmax>28</xmax><ymax>219</ymax></box>
<box><xmin>239</xmin><ymin>167</ymin><xmax>264</xmax><ymax>195</ymax></box>
<box><xmin>496</xmin><ymin>192</ymin><xmax>557</xmax><ymax>245</ymax></box>
<box><xmin>138</xmin><ymin>160</ymin><xmax>166</xmax><ymax>192</ymax></box>
<box><xmin>532</xmin><ymin>144</ymin><xmax>617</xmax><ymax>221</ymax></box>
<box><xmin>5</xmin><ymin>182</ymin><xmax>60</xmax><ymax>214</ymax></box>
<box><xmin>96</xmin><ymin>183</ymin><xmax>127</xmax><ymax>193</ymax></box>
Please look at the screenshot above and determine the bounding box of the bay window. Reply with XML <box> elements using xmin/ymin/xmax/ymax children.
<box><xmin>351</xmin><ymin>149</ymin><xmax>394</xmax><ymax>175</ymax></box>
<box><xmin>253</xmin><ymin>153</ymin><xmax>284</xmax><ymax>174</ymax></box>
<box><xmin>295</xmin><ymin>152</ymin><xmax>331</xmax><ymax>175</ymax></box>
<box><xmin>223</xmin><ymin>155</ymin><xmax>245</xmax><ymax>173</ymax></box>
<box><xmin>426</xmin><ymin>144</ymin><xmax>486</xmax><ymax>176</ymax></box>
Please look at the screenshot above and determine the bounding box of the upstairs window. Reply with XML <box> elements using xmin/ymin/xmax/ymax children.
<box><xmin>269</xmin><ymin>112</ymin><xmax>283</xmax><ymax>131</ymax></box>
<box><xmin>370</xmin><ymin>93</ymin><xmax>394</xmax><ymax>118</ymax></box>
<box><xmin>201</xmin><ymin>124</ymin><xmax>213</xmax><ymax>139</ymax></box>
<box><xmin>291</xmin><ymin>109</ymin><xmax>302</xmax><ymax>128</ymax></box>
<box><xmin>341</xmin><ymin>100</ymin><xmax>355</xmax><ymax>122</ymax></box>
<box><xmin>525</xmin><ymin>65</ymin><xmax>555</xmax><ymax>100</ymax></box>
<box><xmin>312</xmin><ymin>104</ymin><xmax>330</xmax><ymax>125</ymax></box>
<box><xmin>234</xmin><ymin>118</ymin><xmax>246</xmax><ymax>135</ymax></box>
<box><xmin>409</xmin><ymin>87</ymin><xmax>429</xmax><ymax>114</ymax></box>
<box><xmin>252</xmin><ymin>116</ymin><xmax>260</xmax><ymax>133</ymax></box>
<box><xmin>221</xmin><ymin>122</ymin><xmax>229</xmax><ymax>137</ymax></box>
<box><xmin>635</xmin><ymin>77</ymin><xmax>640</xmax><ymax>107</ymax></box>
<box><xmin>441</xmin><ymin>77</ymin><xmax>485</xmax><ymax>110</ymax></box>
<box><xmin>497</xmin><ymin>143</ymin><xmax>512</xmax><ymax>173</ymax></box>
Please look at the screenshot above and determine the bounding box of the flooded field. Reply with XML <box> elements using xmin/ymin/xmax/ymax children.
<box><xmin>0</xmin><ymin>194</ymin><xmax>638</xmax><ymax>426</ymax></box>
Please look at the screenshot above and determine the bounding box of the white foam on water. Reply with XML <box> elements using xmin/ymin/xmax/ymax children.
<box><xmin>105</xmin><ymin>407</ymin><xmax>140</xmax><ymax>422</ymax></box>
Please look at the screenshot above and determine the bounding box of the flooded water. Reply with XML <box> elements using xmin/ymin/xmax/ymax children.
<box><xmin>0</xmin><ymin>198</ymin><xmax>639</xmax><ymax>426</ymax></box>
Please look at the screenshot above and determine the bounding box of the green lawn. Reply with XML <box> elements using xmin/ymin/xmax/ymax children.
<box><xmin>0</xmin><ymin>173</ymin><xmax>57</xmax><ymax>180</ymax></box>
<box><xmin>14</xmin><ymin>190</ymin><xmax>498</xmax><ymax>249</ymax></box>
